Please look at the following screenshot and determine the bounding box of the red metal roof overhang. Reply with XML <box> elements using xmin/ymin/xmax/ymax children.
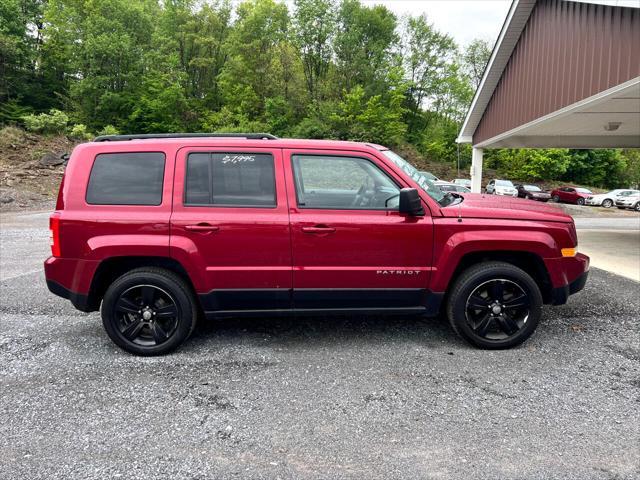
<box><xmin>457</xmin><ymin>0</ymin><xmax>640</xmax><ymax>149</ymax></box>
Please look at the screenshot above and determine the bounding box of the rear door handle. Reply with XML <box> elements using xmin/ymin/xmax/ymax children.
<box><xmin>302</xmin><ymin>226</ymin><xmax>336</xmax><ymax>234</ymax></box>
<box><xmin>185</xmin><ymin>224</ymin><xmax>220</xmax><ymax>232</ymax></box>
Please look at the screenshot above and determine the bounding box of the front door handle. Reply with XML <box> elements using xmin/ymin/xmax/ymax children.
<box><xmin>185</xmin><ymin>223</ymin><xmax>220</xmax><ymax>232</ymax></box>
<box><xmin>302</xmin><ymin>225</ymin><xmax>336</xmax><ymax>234</ymax></box>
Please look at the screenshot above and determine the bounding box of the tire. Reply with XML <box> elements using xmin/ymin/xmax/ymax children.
<box><xmin>602</xmin><ymin>199</ymin><xmax>613</xmax><ymax>208</ymax></box>
<box><xmin>446</xmin><ymin>261</ymin><xmax>543</xmax><ymax>349</ymax></box>
<box><xmin>552</xmin><ymin>195</ymin><xmax>560</xmax><ymax>202</ymax></box>
<box><xmin>101</xmin><ymin>267</ymin><xmax>198</xmax><ymax>356</ymax></box>
<box><xmin>576</xmin><ymin>198</ymin><xmax>585</xmax><ymax>206</ymax></box>
<box><xmin>635</xmin><ymin>202</ymin><xmax>640</xmax><ymax>212</ymax></box>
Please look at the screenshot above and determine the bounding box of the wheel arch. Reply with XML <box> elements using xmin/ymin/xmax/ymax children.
<box><xmin>443</xmin><ymin>251</ymin><xmax>554</xmax><ymax>305</ymax></box>
<box><xmin>86</xmin><ymin>256</ymin><xmax>198</xmax><ymax>312</ymax></box>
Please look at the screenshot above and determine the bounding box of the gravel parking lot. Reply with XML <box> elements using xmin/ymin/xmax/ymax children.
<box><xmin>1</xmin><ymin>211</ymin><xmax>639</xmax><ymax>479</ymax></box>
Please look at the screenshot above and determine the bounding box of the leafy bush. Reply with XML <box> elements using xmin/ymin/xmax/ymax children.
<box><xmin>68</xmin><ymin>124</ymin><xmax>93</xmax><ymax>140</ymax></box>
<box><xmin>21</xmin><ymin>109</ymin><xmax>69</xmax><ymax>134</ymax></box>
<box><xmin>97</xmin><ymin>125</ymin><xmax>120</xmax><ymax>136</ymax></box>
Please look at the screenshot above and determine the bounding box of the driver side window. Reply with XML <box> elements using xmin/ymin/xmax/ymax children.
<box><xmin>292</xmin><ymin>155</ymin><xmax>400</xmax><ymax>210</ymax></box>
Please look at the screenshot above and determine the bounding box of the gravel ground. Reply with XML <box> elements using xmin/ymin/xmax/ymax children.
<box><xmin>1</xmin><ymin>212</ymin><xmax>639</xmax><ymax>479</ymax></box>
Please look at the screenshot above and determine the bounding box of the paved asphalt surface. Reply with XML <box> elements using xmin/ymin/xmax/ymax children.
<box><xmin>1</xmin><ymin>211</ymin><xmax>639</xmax><ymax>479</ymax></box>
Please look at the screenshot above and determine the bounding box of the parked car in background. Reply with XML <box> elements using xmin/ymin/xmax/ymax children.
<box><xmin>435</xmin><ymin>181</ymin><xmax>471</xmax><ymax>193</ymax></box>
<box><xmin>550</xmin><ymin>186</ymin><xmax>593</xmax><ymax>205</ymax></box>
<box><xmin>586</xmin><ymin>189</ymin><xmax>639</xmax><ymax>208</ymax></box>
<box><xmin>615</xmin><ymin>191</ymin><xmax>640</xmax><ymax>211</ymax></box>
<box><xmin>418</xmin><ymin>171</ymin><xmax>439</xmax><ymax>182</ymax></box>
<box><xmin>515</xmin><ymin>184</ymin><xmax>551</xmax><ymax>202</ymax></box>
<box><xmin>486</xmin><ymin>179</ymin><xmax>518</xmax><ymax>196</ymax></box>
<box><xmin>452</xmin><ymin>178</ymin><xmax>472</xmax><ymax>189</ymax></box>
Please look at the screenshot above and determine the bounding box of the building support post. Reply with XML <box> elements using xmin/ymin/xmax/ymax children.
<box><xmin>471</xmin><ymin>147</ymin><xmax>483</xmax><ymax>193</ymax></box>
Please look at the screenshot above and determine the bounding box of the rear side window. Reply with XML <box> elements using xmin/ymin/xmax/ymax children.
<box><xmin>184</xmin><ymin>153</ymin><xmax>276</xmax><ymax>207</ymax></box>
<box><xmin>86</xmin><ymin>152</ymin><xmax>165</xmax><ymax>205</ymax></box>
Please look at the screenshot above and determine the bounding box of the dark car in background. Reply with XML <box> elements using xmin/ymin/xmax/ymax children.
<box><xmin>550</xmin><ymin>186</ymin><xmax>593</xmax><ymax>205</ymax></box>
<box><xmin>516</xmin><ymin>184</ymin><xmax>551</xmax><ymax>202</ymax></box>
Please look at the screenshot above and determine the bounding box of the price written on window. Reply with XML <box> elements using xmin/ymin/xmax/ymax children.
<box><xmin>221</xmin><ymin>154</ymin><xmax>256</xmax><ymax>164</ymax></box>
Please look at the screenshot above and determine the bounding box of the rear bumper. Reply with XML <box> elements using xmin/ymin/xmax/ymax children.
<box><xmin>46</xmin><ymin>279</ymin><xmax>94</xmax><ymax>312</ymax></box>
<box><xmin>44</xmin><ymin>256</ymin><xmax>100</xmax><ymax>312</ymax></box>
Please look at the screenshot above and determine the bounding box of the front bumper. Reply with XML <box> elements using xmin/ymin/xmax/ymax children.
<box><xmin>546</xmin><ymin>252</ymin><xmax>590</xmax><ymax>305</ymax></box>
<box><xmin>551</xmin><ymin>270</ymin><xmax>589</xmax><ymax>305</ymax></box>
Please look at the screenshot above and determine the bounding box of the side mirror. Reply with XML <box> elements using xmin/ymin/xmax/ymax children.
<box><xmin>399</xmin><ymin>188</ymin><xmax>425</xmax><ymax>216</ymax></box>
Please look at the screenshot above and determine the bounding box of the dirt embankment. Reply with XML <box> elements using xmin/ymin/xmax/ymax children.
<box><xmin>0</xmin><ymin>127</ymin><xmax>79</xmax><ymax>211</ymax></box>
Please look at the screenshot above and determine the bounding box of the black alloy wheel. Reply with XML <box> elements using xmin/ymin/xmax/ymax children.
<box><xmin>114</xmin><ymin>284</ymin><xmax>179</xmax><ymax>347</ymax></box>
<box><xmin>464</xmin><ymin>279</ymin><xmax>530</xmax><ymax>341</ymax></box>
<box><xmin>101</xmin><ymin>268</ymin><xmax>197</xmax><ymax>355</ymax></box>
<box><xmin>446</xmin><ymin>261</ymin><xmax>542</xmax><ymax>349</ymax></box>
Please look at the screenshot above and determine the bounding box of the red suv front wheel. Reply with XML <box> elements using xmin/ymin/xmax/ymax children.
<box><xmin>446</xmin><ymin>262</ymin><xmax>543</xmax><ymax>349</ymax></box>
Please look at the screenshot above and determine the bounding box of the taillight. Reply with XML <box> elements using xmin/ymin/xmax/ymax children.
<box><xmin>50</xmin><ymin>216</ymin><xmax>61</xmax><ymax>257</ymax></box>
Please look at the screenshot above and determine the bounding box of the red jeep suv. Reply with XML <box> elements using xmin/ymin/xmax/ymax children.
<box><xmin>45</xmin><ymin>133</ymin><xmax>589</xmax><ymax>355</ymax></box>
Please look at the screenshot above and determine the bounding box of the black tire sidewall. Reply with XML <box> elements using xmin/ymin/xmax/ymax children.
<box><xmin>448</xmin><ymin>263</ymin><xmax>543</xmax><ymax>349</ymax></box>
<box><xmin>602</xmin><ymin>199</ymin><xmax>613</xmax><ymax>208</ymax></box>
<box><xmin>552</xmin><ymin>195</ymin><xmax>560</xmax><ymax>202</ymax></box>
<box><xmin>577</xmin><ymin>198</ymin><xmax>585</xmax><ymax>205</ymax></box>
<box><xmin>101</xmin><ymin>270</ymin><xmax>196</xmax><ymax>355</ymax></box>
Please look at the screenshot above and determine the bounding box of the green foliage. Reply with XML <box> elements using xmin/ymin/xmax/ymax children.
<box><xmin>330</xmin><ymin>78</ymin><xmax>406</xmax><ymax>145</ymax></box>
<box><xmin>68</xmin><ymin>124</ymin><xmax>93</xmax><ymax>140</ymax></box>
<box><xmin>462</xmin><ymin>39</ymin><xmax>492</xmax><ymax>89</ymax></box>
<box><xmin>0</xmin><ymin>0</ymin><xmax>634</xmax><ymax>189</ymax></box>
<box><xmin>97</xmin><ymin>125</ymin><xmax>120</xmax><ymax>136</ymax></box>
<box><xmin>22</xmin><ymin>109</ymin><xmax>69</xmax><ymax>134</ymax></box>
<box><xmin>620</xmin><ymin>149</ymin><xmax>640</xmax><ymax>188</ymax></box>
<box><xmin>486</xmin><ymin>149</ymin><xmax>571</xmax><ymax>181</ymax></box>
<box><xmin>563</xmin><ymin>149</ymin><xmax>627</xmax><ymax>189</ymax></box>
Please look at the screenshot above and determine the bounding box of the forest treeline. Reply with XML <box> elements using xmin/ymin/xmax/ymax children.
<box><xmin>1</xmin><ymin>0</ymin><xmax>638</xmax><ymax>188</ymax></box>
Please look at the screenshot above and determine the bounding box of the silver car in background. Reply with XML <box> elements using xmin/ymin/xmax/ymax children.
<box><xmin>615</xmin><ymin>191</ymin><xmax>640</xmax><ymax>211</ymax></box>
<box><xmin>452</xmin><ymin>178</ymin><xmax>472</xmax><ymax>189</ymax></box>
<box><xmin>586</xmin><ymin>189</ymin><xmax>639</xmax><ymax>208</ymax></box>
<box><xmin>486</xmin><ymin>179</ymin><xmax>518</xmax><ymax>196</ymax></box>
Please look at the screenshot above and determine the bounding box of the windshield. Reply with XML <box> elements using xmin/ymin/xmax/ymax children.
<box><xmin>576</xmin><ymin>188</ymin><xmax>592</xmax><ymax>194</ymax></box>
<box><xmin>382</xmin><ymin>150</ymin><xmax>456</xmax><ymax>206</ymax></box>
<box><xmin>525</xmin><ymin>185</ymin><xmax>541</xmax><ymax>191</ymax></box>
<box><xmin>496</xmin><ymin>180</ymin><xmax>514</xmax><ymax>187</ymax></box>
<box><xmin>618</xmin><ymin>190</ymin><xmax>637</xmax><ymax>197</ymax></box>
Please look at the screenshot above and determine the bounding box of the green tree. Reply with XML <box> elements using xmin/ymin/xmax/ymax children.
<box><xmin>400</xmin><ymin>14</ymin><xmax>457</xmax><ymax>137</ymax></box>
<box><xmin>334</xmin><ymin>0</ymin><xmax>397</xmax><ymax>95</ymax></box>
<box><xmin>292</xmin><ymin>0</ymin><xmax>335</xmax><ymax>103</ymax></box>
<box><xmin>563</xmin><ymin>149</ymin><xmax>627</xmax><ymax>189</ymax></box>
<box><xmin>462</xmin><ymin>38</ymin><xmax>491</xmax><ymax>89</ymax></box>
<box><xmin>219</xmin><ymin>0</ymin><xmax>289</xmax><ymax>117</ymax></box>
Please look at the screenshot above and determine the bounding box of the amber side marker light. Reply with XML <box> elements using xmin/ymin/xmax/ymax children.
<box><xmin>561</xmin><ymin>247</ymin><xmax>577</xmax><ymax>257</ymax></box>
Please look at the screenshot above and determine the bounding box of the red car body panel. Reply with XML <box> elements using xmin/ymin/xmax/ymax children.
<box><xmin>44</xmin><ymin>138</ymin><xmax>589</xmax><ymax>315</ymax></box>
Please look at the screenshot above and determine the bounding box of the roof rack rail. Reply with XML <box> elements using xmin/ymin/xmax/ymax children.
<box><xmin>93</xmin><ymin>133</ymin><xmax>278</xmax><ymax>142</ymax></box>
